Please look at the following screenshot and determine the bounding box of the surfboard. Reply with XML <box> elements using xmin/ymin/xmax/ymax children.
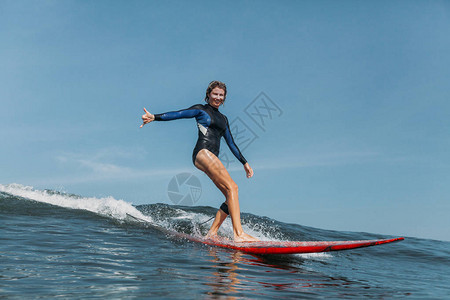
<box><xmin>126</xmin><ymin>214</ymin><xmax>404</xmax><ymax>255</ymax></box>
<box><xmin>184</xmin><ymin>236</ymin><xmax>405</xmax><ymax>255</ymax></box>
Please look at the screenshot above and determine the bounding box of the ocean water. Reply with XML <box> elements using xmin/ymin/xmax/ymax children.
<box><xmin>1</xmin><ymin>184</ymin><xmax>449</xmax><ymax>299</ymax></box>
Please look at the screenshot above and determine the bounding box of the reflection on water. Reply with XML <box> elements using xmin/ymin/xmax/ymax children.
<box><xmin>204</xmin><ymin>249</ymin><xmax>245</xmax><ymax>297</ymax></box>
<box><xmin>201</xmin><ymin>248</ymin><xmax>382</xmax><ymax>298</ymax></box>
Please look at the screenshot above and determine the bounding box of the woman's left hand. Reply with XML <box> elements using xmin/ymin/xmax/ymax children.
<box><xmin>244</xmin><ymin>163</ymin><xmax>253</xmax><ymax>178</ymax></box>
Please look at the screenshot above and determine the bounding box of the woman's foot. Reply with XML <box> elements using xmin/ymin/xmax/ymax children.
<box><xmin>234</xmin><ymin>232</ymin><xmax>259</xmax><ymax>243</ymax></box>
<box><xmin>205</xmin><ymin>230</ymin><xmax>224</xmax><ymax>241</ymax></box>
<box><xmin>205</xmin><ymin>232</ymin><xmax>230</xmax><ymax>242</ymax></box>
<box><xmin>205</xmin><ymin>232</ymin><xmax>218</xmax><ymax>240</ymax></box>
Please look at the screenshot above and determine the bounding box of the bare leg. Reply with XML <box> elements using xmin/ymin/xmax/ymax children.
<box><xmin>195</xmin><ymin>149</ymin><xmax>258</xmax><ymax>242</ymax></box>
<box><xmin>205</xmin><ymin>209</ymin><xmax>227</xmax><ymax>239</ymax></box>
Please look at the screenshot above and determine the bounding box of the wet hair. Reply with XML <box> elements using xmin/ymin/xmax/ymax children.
<box><xmin>204</xmin><ymin>80</ymin><xmax>227</xmax><ymax>104</ymax></box>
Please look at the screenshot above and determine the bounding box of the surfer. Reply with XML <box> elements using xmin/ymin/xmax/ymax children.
<box><xmin>140</xmin><ymin>81</ymin><xmax>258</xmax><ymax>242</ymax></box>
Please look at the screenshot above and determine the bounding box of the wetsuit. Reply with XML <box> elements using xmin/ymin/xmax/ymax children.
<box><xmin>154</xmin><ymin>103</ymin><xmax>247</xmax><ymax>165</ymax></box>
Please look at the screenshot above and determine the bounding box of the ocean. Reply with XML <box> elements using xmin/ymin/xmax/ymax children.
<box><xmin>1</xmin><ymin>184</ymin><xmax>449</xmax><ymax>299</ymax></box>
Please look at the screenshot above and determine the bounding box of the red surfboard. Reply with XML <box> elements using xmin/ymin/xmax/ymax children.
<box><xmin>182</xmin><ymin>235</ymin><xmax>405</xmax><ymax>255</ymax></box>
<box><xmin>126</xmin><ymin>214</ymin><xmax>404</xmax><ymax>255</ymax></box>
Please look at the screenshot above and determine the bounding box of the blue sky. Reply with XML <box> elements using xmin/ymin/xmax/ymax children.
<box><xmin>1</xmin><ymin>0</ymin><xmax>449</xmax><ymax>241</ymax></box>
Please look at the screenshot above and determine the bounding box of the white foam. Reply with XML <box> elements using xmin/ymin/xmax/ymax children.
<box><xmin>295</xmin><ymin>252</ymin><xmax>333</xmax><ymax>260</ymax></box>
<box><xmin>0</xmin><ymin>183</ymin><xmax>151</xmax><ymax>223</ymax></box>
<box><xmin>175</xmin><ymin>210</ymin><xmax>333</xmax><ymax>260</ymax></box>
<box><xmin>1</xmin><ymin>183</ymin><xmax>333</xmax><ymax>260</ymax></box>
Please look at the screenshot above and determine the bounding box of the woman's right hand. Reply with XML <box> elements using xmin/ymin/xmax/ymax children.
<box><xmin>140</xmin><ymin>108</ymin><xmax>155</xmax><ymax>128</ymax></box>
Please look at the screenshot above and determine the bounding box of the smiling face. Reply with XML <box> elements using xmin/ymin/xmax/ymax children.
<box><xmin>208</xmin><ymin>87</ymin><xmax>226</xmax><ymax>109</ymax></box>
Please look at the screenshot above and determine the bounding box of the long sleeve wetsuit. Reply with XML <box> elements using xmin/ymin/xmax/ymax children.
<box><xmin>154</xmin><ymin>103</ymin><xmax>247</xmax><ymax>165</ymax></box>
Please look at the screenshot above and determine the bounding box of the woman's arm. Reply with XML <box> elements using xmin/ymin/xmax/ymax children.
<box><xmin>223</xmin><ymin>117</ymin><xmax>254</xmax><ymax>178</ymax></box>
<box><xmin>140</xmin><ymin>105</ymin><xmax>201</xmax><ymax>128</ymax></box>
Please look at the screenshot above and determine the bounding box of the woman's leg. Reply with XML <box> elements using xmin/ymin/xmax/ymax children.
<box><xmin>194</xmin><ymin>149</ymin><xmax>258</xmax><ymax>242</ymax></box>
<box><xmin>207</xmin><ymin>209</ymin><xmax>228</xmax><ymax>238</ymax></box>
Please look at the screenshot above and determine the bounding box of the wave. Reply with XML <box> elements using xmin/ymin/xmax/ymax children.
<box><xmin>3</xmin><ymin>184</ymin><xmax>446</xmax><ymax>247</ymax></box>
<box><xmin>2</xmin><ymin>183</ymin><xmax>450</xmax><ymax>265</ymax></box>
<box><xmin>0</xmin><ymin>183</ymin><xmax>152</xmax><ymax>223</ymax></box>
<box><xmin>0</xmin><ymin>183</ymin><xmax>299</xmax><ymax>243</ymax></box>
<box><xmin>0</xmin><ymin>184</ymin><xmax>408</xmax><ymax>248</ymax></box>
<box><xmin>0</xmin><ymin>184</ymin><xmax>398</xmax><ymax>242</ymax></box>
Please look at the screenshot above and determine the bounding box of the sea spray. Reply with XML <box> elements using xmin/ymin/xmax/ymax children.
<box><xmin>0</xmin><ymin>183</ymin><xmax>151</xmax><ymax>223</ymax></box>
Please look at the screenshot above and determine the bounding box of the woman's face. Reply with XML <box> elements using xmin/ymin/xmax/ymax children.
<box><xmin>208</xmin><ymin>87</ymin><xmax>225</xmax><ymax>108</ymax></box>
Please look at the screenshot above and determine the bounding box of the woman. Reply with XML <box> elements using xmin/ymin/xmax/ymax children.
<box><xmin>140</xmin><ymin>81</ymin><xmax>258</xmax><ymax>242</ymax></box>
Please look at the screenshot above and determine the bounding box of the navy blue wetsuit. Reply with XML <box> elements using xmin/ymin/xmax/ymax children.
<box><xmin>154</xmin><ymin>103</ymin><xmax>247</xmax><ymax>165</ymax></box>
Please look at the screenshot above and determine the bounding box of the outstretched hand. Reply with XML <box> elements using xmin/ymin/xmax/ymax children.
<box><xmin>140</xmin><ymin>108</ymin><xmax>155</xmax><ymax>128</ymax></box>
<box><xmin>244</xmin><ymin>163</ymin><xmax>254</xmax><ymax>178</ymax></box>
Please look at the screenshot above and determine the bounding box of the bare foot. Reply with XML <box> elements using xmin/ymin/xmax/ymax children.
<box><xmin>234</xmin><ymin>232</ymin><xmax>259</xmax><ymax>243</ymax></box>
<box><xmin>205</xmin><ymin>233</ymin><xmax>230</xmax><ymax>242</ymax></box>
<box><xmin>205</xmin><ymin>232</ymin><xmax>217</xmax><ymax>239</ymax></box>
<box><xmin>205</xmin><ymin>232</ymin><xmax>222</xmax><ymax>241</ymax></box>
